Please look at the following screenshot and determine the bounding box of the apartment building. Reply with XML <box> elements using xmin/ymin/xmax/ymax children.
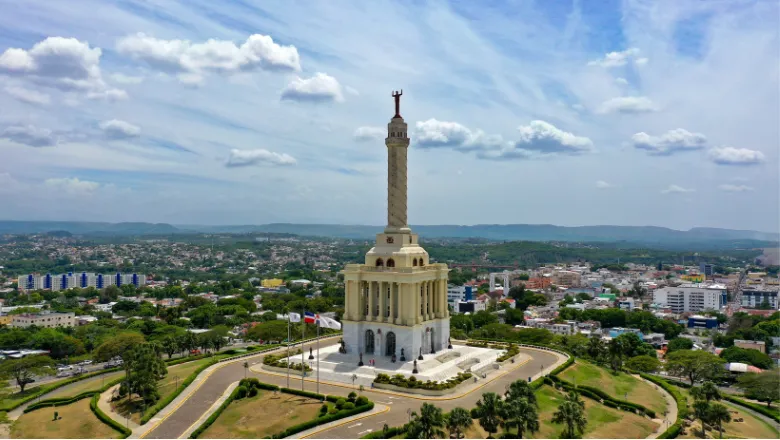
<box><xmin>741</xmin><ymin>288</ymin><xmax>778</xmax><ymax>309</ymax></box>
<box><xmin>653</xmin><ymin>283</ymin><xmax>727</xmax><ymax>313</ymax></box>
<box><xmin>734</xmin><ymin>339</ymin><xmax>766</xmax><ymax>354</ymax></box>
<box><xmin>11</xmin><ymin>312</ymin><xmax>76</xmax><ymax>328</ymax></box>
<box><xmin>18</xmin><ymin>272</ymin><xmax>147</xmax><ymax>292</ymax></box>
<box><xmin>553</xmin><ymin>271</ymin><xmax>581</xmax><ymax>287</ymax></box>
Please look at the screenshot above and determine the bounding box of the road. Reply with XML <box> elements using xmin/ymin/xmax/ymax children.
<box><xmin>142</xmin><ymin>339</ymin><xmax>564</xmax><ymax>439</ymax></box>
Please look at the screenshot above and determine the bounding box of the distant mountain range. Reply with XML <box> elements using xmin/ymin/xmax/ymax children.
<box><xmin>0</xmin><ymin>220</ymin><xmax>777</xmax><ymax>248</ymax></box>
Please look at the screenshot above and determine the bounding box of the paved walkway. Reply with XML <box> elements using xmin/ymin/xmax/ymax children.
<box><xmin>636</xmin><ymin>374</ymin><xmax>678</xmax><ymax>439</ymax></box>
<box><xmin>98</xmin><ymin>385</ymin><xmax>141</xmax><ymax>434</ymax></box>
<box><xmin>178</xmin><ymin>381</ymin><xmax>240</xmax><ymax>439</ymax></box>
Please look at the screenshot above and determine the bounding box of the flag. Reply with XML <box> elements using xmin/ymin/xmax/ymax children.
<box><xmin>304</xmin><ymin>311</ymin><xmax>317</xmax><ymax>324</ymax></box>
<box><xmin>320</xmin><ymin>316</ymin><xmax>342</xmax><ymax>330</ymax></box>
<box><xmin>288</xmin><ymin>312</ymin><xmax>301</xmax><ymax>323</ymax></box>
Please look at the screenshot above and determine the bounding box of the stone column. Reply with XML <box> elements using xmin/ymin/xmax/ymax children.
<box><xmin>396</xmin><ymin>283</ymin><xmax>404</xmax><ymax>325</ymax></box>
<box><xmin>416</xmin><ymin>282</ymin><xmax>422</xmax><ymax>324</ymax></box>
<box><xmin>368</xmin><ymin>281</ymin><xmax>375</xmax><ymax>321</ymax></box>
<box><xmin>424</xmin><ymin>281</ymin><xmax>430</xmax><ymax>321</ymax></box>
<box><xmin>441</xmin><ymin>278</ymin><xmax>450</xmax><ymax>318</ymax></box>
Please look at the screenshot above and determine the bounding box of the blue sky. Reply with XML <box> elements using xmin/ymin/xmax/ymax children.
<box><xmin>0</xmin><ymin>0</ymin><xmax>777</xmax><ymax>232</ymax></box>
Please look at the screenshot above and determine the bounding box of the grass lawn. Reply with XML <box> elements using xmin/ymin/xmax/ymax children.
<box><xmin>200</xmin><ymin>391</ymin><xmax>325</xmax><ymax>438</ymax></box>
<box><xmin>46</xmin><ymin>371</ymin><xmax>126</xmax><ymax>399</ymax></box>
<box><xmin>0</xmin><ymin>379</ymin><xmax>70</xmax><ymax>410</ymax></box>
<box><xmin>559</xmin><ymin>360</ymin><xmax>668</xmax><ymax>414</ymax></box>
<box><xmin>113</xmin><ymin>357</ymin><xmax>214</xmax><ymax>423</ymax></box>
<box><xmin>461</xmin><ymin>420</ymin><xmax>490</xmax><ymax>439</ymax></box>
<box><xmin>677</xmin><ymin>389</ymin><xmax>779</xmax><ymax>439</ymax></box>
<box><xmin>10</xmin><ymin>399</ymin><xmax>120</xmax><ymax>439</ymax></box>
<box><xmin>529</xmin><ymin>385</ymin><xmax>658</xmax><ymax>439</ymax></box>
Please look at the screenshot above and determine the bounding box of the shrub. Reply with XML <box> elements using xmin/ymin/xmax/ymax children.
<box><xmin>343</xmin><ymin>402</ymin><xmax>355</xmax><ymax>410</ymax></box>
<box><xmin>90</xmin><ymin>393</ymin><xmax>132</xmax><ymax>438</ymax></box>
<box><xmin>236</xmin><ymin>386</ymin><xmax>248</xmax><ymax>399</ymax></box>
<box><xmin>336</xmin><ymin>398</ymin><xmax>347</xmax><ymax>410</ymax></box>
<box><xmin>281</xmin><ymin>388</ymin><xmax>324</xmax><ymax>400</ymax></box>
<box><xmin>319</xmin><ymin>404</ymin><xmax>328</xmax><ymax>415</ymax></box>
<box><xmin>347</xmin><ymin>391</ymin><xmax>357</xmax><ymax>402</ymax></box>
<box><xmin>356</xmin><ymin>396</ymin><xmax>369</xmax><ymax>406</ymax></box>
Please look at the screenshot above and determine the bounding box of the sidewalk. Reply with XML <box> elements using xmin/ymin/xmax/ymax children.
<box><xmin>636</xmin><ymin>374</ymin><xmax>678</xmax><ymax>439</ymax></box>
<box><xmin>287</xmin><ymin>403</ymin><xmax>390</xmax><ymax>439</ymax></box>
<box><xmin>98</xmin><ymin>385</ymin><xmax>141</xmax><ymax>433</ymax></box>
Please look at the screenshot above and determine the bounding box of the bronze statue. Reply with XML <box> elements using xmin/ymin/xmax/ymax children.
<box><xmin>391</xmin><ymin>90</ymin><xmax>403</xmax><ymax>118</ymax></box>
<box><xmin>358</xmin><ymin>352</ymin><xmax>364</xmax><ymax>367</ymax></box>
<box><xmin>309</xmin><ymin>347</ymin><xmax>314</xmax><ymax>360</ymax></box>
<box><xmin>418</xmin><ymin>347</ymin><xmax>423</xmax><ymax>361</ymax></box>
<box><xmin>448</xmin><ymin>337</ymin><xmax>453</xmax><ymax>350</ymax></box>
<box><xmin>400</xmin><ymin>348</ymin><xmax>406</xmax><ymax>362</ymax></box>
<box><xmin>412</xmin><ymin>359</ymin><xmax>418</xmax><ymax>374</ymax></box>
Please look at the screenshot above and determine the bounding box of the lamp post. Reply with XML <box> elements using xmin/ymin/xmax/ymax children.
<box><xmin>243</xmin><ymin>361</ymin><xmax>249</xmax><ymax>379</ymax></box>
<box><xmin>407</xmin><ymin>408</ymin><xmax>412</xmax><ymax>423</ymax></box>
<box><xmin>352</xmin><ymin>374</ymin><xmax>358</xmax><ymax>390</ymax></box>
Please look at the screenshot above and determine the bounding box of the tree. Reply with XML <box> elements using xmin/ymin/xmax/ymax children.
<box><xmin>608</xmin><ymin>338</ymin><xmax>625</xmax><ymax>372</ymax></box>
<box><xmin>446</xmin><ymin>407</ymin><xmax>472</xmax><ymax>439</ymax></box>
<box><xmin>630</xmin><ymin>281</ymin><xmax>647</xmax><ymax>298</ymax></box>
<box><xmin>667</xmin><ymin>337</ymin><xmax>694</xmax><ymax>353</ymax></box>
<box><xmin>505</xmin><ymin>380</ymin><xmax>538</xmax><ymax>408</ymax></box>
<box><xmin>259</xmin><ymin>311</ymin><xmax>278</xmax><ymax>322</ymax></box>
<box><xmin>707</xmin><ymin>403</ymin><xmax>731</xmax><ymax>439</ymax></box>
<box><xmin>719</xmin><ymin>346</ymin><xmax>773</xmax><ymax>369</ymax></box>
<box><xmin>450</xmin><ymin>314</ymin><xmax>474</xmax><ymax>333</ymax></box>
<box><xmin>476</xmin><ymin>392</ymin><xmax>503</xmax><ymax>438</ymax></box>
<box><xmin>246</xmin><ymin>320</ymin><xmax>288</xmax><ymax>342</ymax></box>
<box><xmin>407</xmin><ymin>403</ymin><xmax>445</xmax><ymax>439</ymax></box>
<box><xmin>693</xmin><ymin>400</ymin><xmax>711</xmax><ymax>439</ymax></box>
<box><xmin>472</xmin><ymin>311</ymin><xmax>498</xmax><ymax>329</ymax></box>
<box><xmin>625</xmin><ymin>355</ymin><xmax>661</xmax><ymax>373</ymax></box>
<box><xmin>665</xmin><ymin>350</ymin><xmax>724</xmax><ymax>385</ymax></box>
<box><xmin>501</xmin><ymin>397</ymin><xmax>539</xmax><ymax>439</ymax></box>
<box><xmin>736</xmin><ymin>371</ymin><xmax>780</xmax><ymax>408</ymax></box>
<box><xmin>121</xmin><ymin>343</ymin><xmax>168</xmax><ymax>406</ymax></box>
<box><xmin>552</xmin><ymin>391</ymin><xmax>587</xmax><ymax>439</ymax></box>
<box><xmin>0</xmin><ymin>355</ymin><xmax>53</xmax><ymax>393</ymax></box>
<box><xmin>691</xmin><ymin>381</ymin><xmax>721</xmax><ymax>403</ymax></box>
<box><xmin>94</xmin><ymin>332</ymin><xmax>146</xmax><ymax>362</ymax></box>
<box><xmin>587</xmin><ymin>334</ymin><xmax>605</xmax><ymax>361</ymax></box>
<box><xmin>161</xmin><ymin>335</ymin><xmax>179</xmax><ymax>359</ymax></box>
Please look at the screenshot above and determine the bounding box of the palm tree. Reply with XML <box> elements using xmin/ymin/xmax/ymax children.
<box><xmin>692</xmin><ymin>381</ymin><xmax>721</xmax><ymax>403</ymax></box>
<box><xmin>501</xmin><ymin>397</ymin><xmax>539</xmax><ymax>439</ymax></box>
<box><xmin>407</xmin><ymin>403</ymin><xmax>445</xmax><ymax>439</ymax></box>
<box><xmin>446</xmin><ymin>407</ymin><xmax>472</xmax><ymax>439</ymax></box>
<box><xmin>552</xmin><ymin>391</ymin><xmax>587</xmax><ymax>439</ymax></box>
<box><xmin>505</xmin><ymin>380</ymin><xmax>538</xmax><ymax>408</ymax></box>
<box><xmin>608</xmin><ymin>338</ymin><xmax>625</xmax><ymax>372</ymax></box>
<box><xmin>707</xmin><ymin>403</ymin><xmax>731</xmax><ymax>439</ymax></box>
<box><xmin>476</xmin><ymin>392</ymin><xmax>504</xmax><ymax>438</ymax></box>
<box><xmin>693</xmin><ymin>400</ymin><xmax>711</xmax><ymax>439</ymax></box>
<box><xmin>587</xmin><ymin>335</ymin><xmax>604</xmax><ymax>361</ymax></box>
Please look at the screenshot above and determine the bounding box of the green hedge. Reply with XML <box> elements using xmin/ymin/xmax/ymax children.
<box><xmin>270</xmin><ymin>402</ymin><xmax>375</xmax><ymax>439</ymax></box>
<box><xmin>23</xmin><ymin>391</ymin><xmax>96</xmax><ymax>412</ymax></box>
<box><xmin>547</xmin><ymin>375</ymin><xmax>657</xmax><ymax>418</ymax></box>
<box><xmin>280</xmin><ymin>387</ymin><xmax>325</xmax><ymax>401</ymax></box>
<box><xmin>549</xmin><ymin>356</ymin><xmax>574</xmax><ymax>376</ymax></box>
<box><xmin>639</xmin><ymin>373</ymin><xmax>687</xmax><ymax>439</ymax></box>
<box><xmin>139</xmin><ymin>344</ymin><xmax>280</xmax><ymax>424</ymax></box>
<box><xmin>189</xmin><ymin>386</ymin><xmax>241</xmax><ymax>438</ymax></box>
<box><xmin>0</xmin><ymin>367</ymin><xmax>123</xmax><ymax>412</ymax></box>
<box><xmin>722</xmin><ymin>394</ymin><xmax>780</xmax><ymax>424</ymax></box>
<box><xmin>90</xmin><ymin>393</ymin><xmax>132</xmax><ymax>438</ymax></box>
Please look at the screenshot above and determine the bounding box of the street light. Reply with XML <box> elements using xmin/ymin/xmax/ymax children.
<box><xmin>351</xmin><ymin>374</ymin><xmax>358</xmax><ymax>390</ymax></box>
<box><xmin>407</xmin><ymin>408</ymin><xmax>412</xmax><ymax>423</ymax></box>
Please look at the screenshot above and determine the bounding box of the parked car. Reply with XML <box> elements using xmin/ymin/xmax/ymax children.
<box><xmin>190</xmin><ymin>349</ymin><xmax>202</xmax><ymax>355</ymax></box>
<box><xmin>79</xmin><ymin>360</ymin><xmax>93</xmax><ymax>366</ymax></box>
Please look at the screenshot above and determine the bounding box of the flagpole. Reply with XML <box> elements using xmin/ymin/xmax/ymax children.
<box><xmin>316</xmin><ymin>320</ymin><xmax>320</xmax><ymax>395</ymax></box>
<box><xmin>301</xmin><ymin>308</ymin><xmax>305</xmax><ymax>391</ymax></box>
<box><xmin>286</xmin><ymin>313</ymin><xmax>290</xmax><ymax>389</ymax></box>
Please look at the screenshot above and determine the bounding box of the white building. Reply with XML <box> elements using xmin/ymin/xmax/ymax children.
<box><xmin>653</xmin><ymin>283</ymin><xmax>727</xmax><ymax>313</ymax></box>
<box><xmin>447</xmin><ymin>285</ymin><xmax>468</xmax><ymax>308</ymax></box>
<box><xmin>12</xmin><ymin>312</ymin><xmax>76</xmax><ymax>328</ymax></box>
<box><xmin>18</xmin><ymin>272</ymin><xmax>147</xmax><ymax>292</ymax></box>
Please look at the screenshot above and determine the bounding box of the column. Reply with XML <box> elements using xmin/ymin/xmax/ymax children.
<box><xmin>416</xmin><ymin>282</ymin><xmax>422</xmax><ymax>324</ymax></box>
<box><xmin>396</xmin><ymin>283</ymin><xmax>404</xmax><ymax>325</ymax></box>
<box><xmin>442</xmin><ymin>278</ymin><xmax>450</xmax><ymax>318</ymax></box>
<box><xmin>368</xmin><ymin>281</ymin><xmax>375</xmax><ymax>321</ymax></box>
<box><xmin>424</xmin><ymin>281</ymin><xmax>430</xmax><ymax>321</ymax></box>
<box><xmin>380</xmin><ymin>281</ymin><xmax>388</xmax><ymax>322</ymax></box>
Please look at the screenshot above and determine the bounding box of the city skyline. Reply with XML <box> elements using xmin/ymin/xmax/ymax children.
<box><xmin>0</xmin><ymin>1</ymin><xmax>778</xmax><ymax>232</ymax></box>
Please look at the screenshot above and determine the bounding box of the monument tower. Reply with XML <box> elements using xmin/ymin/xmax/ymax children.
<box><xmin>341</xmin><ymin>91</ymin><xmax>450</xmax><ymax>360</ymax></box>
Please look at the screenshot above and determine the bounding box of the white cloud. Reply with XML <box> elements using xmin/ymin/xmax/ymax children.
<box><xmin>0</xmin><ymin>37</ymin><xmax>124</xmax><ymax>98</ymax></box>
<box><xmin>661</xmin><ymin>184</ymin><xmax>696</xmax><ymax>194</ymax></box>
<box><xmin>1</xmin><ymin>125</ymin><xmax>56</xmax><ymax>147</ymax></box>
<box><xmin>615</xmin><ymin>77</ymin><xmax>629</xmax><ymax>85</ymax></box>
<box><xmin>4</xmin><ymin>86</ymin><xmax>50</xmax><ymax>105</ymax></box>
<box><xmin>598</xmin><ymin>96</ymin><xmax>658</xmax><ymax>114</ymax></box>
<box><xmin>708</xmin><ymin>147</ymin><xmax>766</xmax><ymax>165</ymax></box>
<box><xmin>718</xmin><ymin>184</ymin><xmax>754</xmax><ymax>192</ymax></box>
<box><xmin>634</xmin><ymin>57</ymin><xmax>649</xmax><ymax>66</ymax></box>
<box><xmin>280</xmin><ymin>73</ymin><xmax>344</xmax><ymax>103</ymax></box>
<box><xmin>595</xmin><ymin>180</ymin><xmax>614</xmax><ymax>189</ymax></box>
<box><xmin>87</xmin><ymin>88</ymin><xmax>128</xmax><ymax>102</ymax></box>
<box><xmin>116</xmin><ymin>33</ymin><xmax>301</xmax><ymax>84</ymax></box>
<box><xmin>415</xmin><ymin>119</ymin><xmax>506</xmax><ymax>152</ymax></box>
<box><xmin>99</xmin><ymin>119</ymin><xmax>141</xmax><ymax>139</ymax></box>
<box><xmin>631</xmin><ymin>128</ymin><xmax>708</xmax><ymax>155</ymax></box>
<box><xmin>226</xmin><ymin>149</ymin><xmax>297</xmax><ymax>167</ymax></box>
<box><xmin>110</xmin><ymin>73</ymin><xmax>144</xmax><ymax>84</ymax></box>
<box><xmin>588</xmin><ymin>48</ymin><xmax>646</xmax><ymax>67</ymax></box>
<box><xmin>353</xmin><ymin>126</ymin><xmax>385</xmax><ymax>142</ymax></box>
<box><xmin>513</xmin><ymin>120</ymin><xmax>593</xmax><ymax>154</ymax></box>
<box><xmin>44</xmin><ymin>177</ymin><xmax>100</xmax><ymax>194</ymax></box>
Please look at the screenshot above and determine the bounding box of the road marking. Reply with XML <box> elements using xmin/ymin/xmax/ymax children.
<box><xmin>358</xmin><ymin>429</ymin><xmax>373</xmax><ymax>435</ymax></box>
<box><xmin>347</xmin><ymin>423</ymin><xmax>362</xmax><ymax>429</ymax></box>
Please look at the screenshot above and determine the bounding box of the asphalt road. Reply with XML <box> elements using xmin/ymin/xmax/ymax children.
<box><xmin>143</xmin><ymin>339</ymin><xmax>563</xmax><ymax>439</ymax></box>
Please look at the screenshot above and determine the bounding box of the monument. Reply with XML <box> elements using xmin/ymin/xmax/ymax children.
<box><xmin>341</xmin><ymin>90</ymin><xmax>451</xmax><ymax>359</ymax></box>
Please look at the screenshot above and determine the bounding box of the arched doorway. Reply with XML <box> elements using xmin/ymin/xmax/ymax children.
<box><xmin>385</xmin><ymin>332</ymin><xmax>396</xmax><ymax>356</ymax></box>
<box><xmin>365</xmin><ymin>330</ymin><xmax>375</xmax><ymax>354</ymax></box>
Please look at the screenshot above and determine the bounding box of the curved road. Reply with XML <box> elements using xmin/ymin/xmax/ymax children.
<box><xmin>143</xmin><ymin>339</ymin><xmax>565</xmax><ymax>439</ymax></box>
